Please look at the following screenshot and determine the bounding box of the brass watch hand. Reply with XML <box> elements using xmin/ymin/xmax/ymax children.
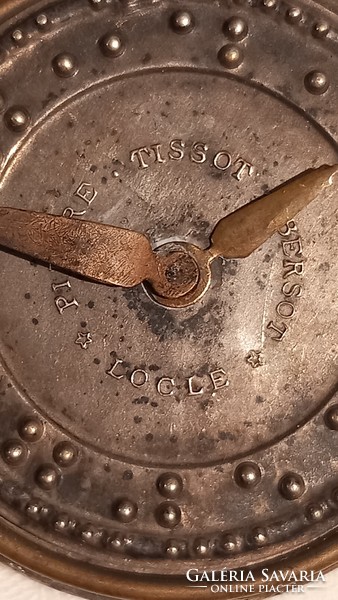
<box><xmin>0</xmin><ymin>208</ymin><xmax>198</xmax><ymax>299</ymax></box>
<box><xmin>208</xmin><ymin>164</ymin><xmax>338</xmax><ymax>260</ymax></box>
<box><xmin>0</xmin><ymin>165</ymin><xmax>336</xmax><ymax>304</ymax></box>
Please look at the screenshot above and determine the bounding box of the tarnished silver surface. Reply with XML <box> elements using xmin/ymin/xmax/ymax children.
<box><xmin>0</xmin><ymin>0</ymin><xmax>337</xmax><ymax>599</ymax></box>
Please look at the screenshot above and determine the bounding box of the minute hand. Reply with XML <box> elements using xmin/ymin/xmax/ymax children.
<box><xmin>209</xmin><ymin>164</ymin><xmax>338</xmax><ymax>260</ymax></box>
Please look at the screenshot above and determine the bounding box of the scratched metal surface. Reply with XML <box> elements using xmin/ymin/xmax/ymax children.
<box><xmin>0</xmin><ymin>0</ymin><xmax>337</xmax><ymax>599</ymax></box>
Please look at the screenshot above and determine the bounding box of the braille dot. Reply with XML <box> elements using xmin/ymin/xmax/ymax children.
<box><xmin>194</xmin><ymin>538</ymin><xmax>211</xmax><ymax>557</ymax></box>
<box><xmin>54</xmin><ymin>514</ymin><xmax>69</xmax><ymax>531</ymax></box>
<box><xmin>5</xmin><ymin>107</ymin><xmax>30</xmax><ymax>132</ymax></box>
<box><xmin>26</xmin><ymin>503</ymin><xmax>40</xmax><ymax>518</ymax></box>
<box><xmin>69</xmin><ymin>518</ymin><xmax>78</xmax><ymax>531</ymax></box>
<box><xmin>81</xmin><ymin>526</ymin><xmax>102</xmax><ymax>545</ymax></box>
<box><xmin>170</xmin><ymin>10</ymin><xmax>195</xmax><ymax>34</ymax></box>
<box><xmin>53</xmin><ymin>441</ymin><xmax>77</xmax><ymax>467</ymax></box>
<box><xmin>218</xmin><ymin>44</ymin><xmax>243</xmax><ymax>69</ymax></box>
<box><xmin>251</xmin><ymin>527</ymin><xmax>268</xmax><ymax>547</ymax></box>
<box><xmin>12</xmin><ymin>29</ymin><xmax>25</xmax><ymax>44</ymax></box>
<box><xmin>35</xmin><ymin>14</ymin><xmax>48</xmax><ymax>28</ymax></box>
<box><xmin>325</xmin><ymin>405</ymin><xmax>338</xmax><ymax>429</ymax></box>
<box><xmin>220</xmin><ymin>533</ymin><xmax>242</xmax><ymax>554</ymax></box>
<box><xmin>304</xmin><ymin>71</ymin><xmax>329</xmax><ymax>95</ymax></box>
<box><xmin>108</xmin><ymin>534</ymin><xmax>133</xmax><ymax>552</ymax></box>
<box><xmin>52</xmin><ymin>53</ymin><xmax>78</xmax><ymax>78</ymax></box>
<box><xmin>36</xmin><ymin>464</ymin><xmax>59</xmax><ymax>489</ymax></box>
<box><xmin>286</xmin><ymin>7</ymin><xmax>302</xmax><ymax>23</ymax></box>
<box><xmin>312</xmin><ymin>22</ymin><xmax>329</xmax><ymax>38</ymax></box>
<box><xmin>156</xmin><ymin>502</ymin><xmax>181</xmax><ymax>528</ymax></box>
<box><xmin>113</xmin><ymin>498</ymin><xmax>138</xmax><ymax>523</ymax></box>
<box><xmin>234</xmin><ymin>462</ymin><xmax>262</xmax><ymax>488</ymax></box>
<box><xmin>40</xmin><ymin>505</ymin><xmax>50</xmax><ymax>519</ymax></box>
<box><xmin>223</xmin><ymin>17</ymin><xmax>248</xmax><ymax>41</ymax></box>
<box><xmin>279</xmin><ymin>472</ymin><xmax>305</xmax><ymax>500</ymax></box>
<box><xmin>157</xmin><ymin>473</ymin><xmax>183</xmax><ymax>499</ymax></box>
<box><xmin>19</xmin><ymin>417</ymin><xmax>43</xmax><ymax>442</ymax></box>
<box><xmin>166</xmin><ymin>539</ymin><xmax>182</xmax><ymax>558</ymax></box>
<box><xmin>2</xmin><ymin>440</ymin><xmax>27</xmax><ymax>465</ymax></box>
<box><xmin>262</xmin><ymin>0</ymin><xmax>277</xmax><ymax>7</ymax></box>
<box><xmin>108</xmin><ymin>535</ymin><xmax>124</xmax><ymax>551</ymax></box>
<box><xmin>306</xmin><ymin>503</ymin><xmax>324</xmax><ymax>522</ymax></box>
<box><xmin>100</xmin><ymin>33</ymin><xmax>124</xmax><ymax>58</ymax></box>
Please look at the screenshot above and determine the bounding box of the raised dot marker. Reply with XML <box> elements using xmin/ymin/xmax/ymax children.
<box><xmin>279</xmin><ymin>472</ymin><xmax>305</xmax><ymax>500</ymax></box>
<box><xmin>5</xmin><ymin>106</ymin><xmax>30</xmax><ymax>132</ymax></box>
<box><xmin>36</xmin><ymin>14</ymin><xmax>49</xmax><ymax>29</ymax></box>
<box><xmin>36</xmin><ymin>464</ymin><xmax>59</xmax><ymax>489</ymax></box>
<box><xmin>19</xmin><ymin>416</ymin><xmax>43</xmax><ymax>441</ymax></box>
<box><xmin>234</xmin><ymin>462</ymin><xmax>262</xmax><ymax>488</ymax></box>
<box><xmin>156</xmin><ymin>502</ymin><xmax>181</xmax><ymax>528</ymax></box>
<box><xmin>171</xmin><ymin>10</ymin><xmax>195</xmax><ymax>34</ymax></box>
<box><xmin>52</xmin><ymin>53</ymin><xmax>78</xmax><ymax>78</ymax></box>
<box><xmin>218</xmin><ymin>44</ymin><xmax>243</xmax><ymax>69</ymax></box>
<box><xmin>224</xmin><ymin>16</ymin><xmax>248</xmax><ymax>41</ymax></box>
<box><xmin>325</xmin><ymin>404</ymin><xmax>338</xmax><ymax>430</ymax></box>
<box><xmin>100</xmin><ymin>33</ymin><xmax>124</xmax><ymax>58</ymax></box>
<box><xmin>113</xmin><ymin>498</ymin><xmax>138</xmax><ymax>523</ymax></box>
<box><xmin>305</xmin><ymin>70</ymin><xmax>329</xmax><ymax>95</ymax></box>
<box><xmin>157</xmin><ymin>472</ymin><xmax>183</xmax><ymax>499</ymax></box>
<box><xmin>2</xmin><ymin>440</ymin><xmax>27</xmax><ymax>465</ymax></box>
<box><xmin>53</xmin><ymin>441</ymin><xmax>77</xmax><ymax>467</ymax></box>
<box><xmin>286</xmin><ymin>7</ymin><xmax>303</xmax><ymax>23</ymax></box>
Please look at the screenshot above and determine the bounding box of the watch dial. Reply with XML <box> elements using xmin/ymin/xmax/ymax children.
<box><xmin>0</xmin><ymin>0</ymin><xmax>337</xmax><ymax>597</ymax></box>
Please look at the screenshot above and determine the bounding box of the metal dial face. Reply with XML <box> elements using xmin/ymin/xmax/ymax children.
<box><xmin>0</xmin><ymin>0</ymin><xmax>337</xmax><ymax>598</ymax></box>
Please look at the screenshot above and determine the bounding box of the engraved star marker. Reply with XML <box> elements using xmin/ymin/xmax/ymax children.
<box><xmin>246</xmin><ymin>350</ymin><xmax>264</xmax><ymax>369</ymax></box>
<box><xmin>75</xmin><ymin>331</ymin><xmax>93</xmax><ymax>350</ymax></box>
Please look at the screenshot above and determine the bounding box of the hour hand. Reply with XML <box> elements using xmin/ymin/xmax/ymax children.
<box><xmin>0</xmin><ymin>208</ymin><xmax>192</xmax><ymax>298</ymax></box>
<box><xmin>209</xmin><ymin>164</ymin><xmax>338</xmax><ymax>260</ymax></box>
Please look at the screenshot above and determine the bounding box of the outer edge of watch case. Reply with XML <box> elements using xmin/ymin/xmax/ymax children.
<box><xmin>0</xmin><ymin>1</ymin><xmax>337</xmax><ymax>599</ymax></box>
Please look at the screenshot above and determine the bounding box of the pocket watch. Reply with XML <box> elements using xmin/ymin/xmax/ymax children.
<box><xmin>0</xmin><ymin>0</ymin><xmax>337</xmax><ymax>598</ymax></box>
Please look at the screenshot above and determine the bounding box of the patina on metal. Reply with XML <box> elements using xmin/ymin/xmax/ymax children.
<box><xmin>0</xmin><ymin>164</ymin><xmax>335</xmax><ymax>304</ymax></box>
<box><xmin>0</xmin><ymin>0</ymin><xmax>337</xmax><ymax>599</ymax></box>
